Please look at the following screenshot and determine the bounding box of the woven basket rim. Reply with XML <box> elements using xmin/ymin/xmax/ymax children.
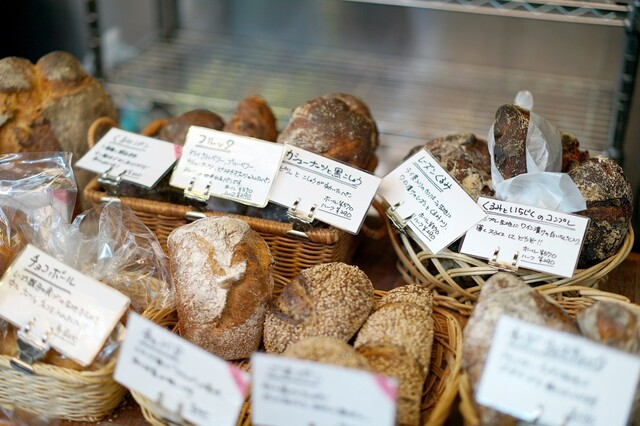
<box><xmin>457</xmin><ymin>287</ymin><xmax>636</xmax><ymax>425</ymax></box>
<box><xmin>131</xmin><ymin>289</ymin><xmax>464</xmax><ymax>426</ymax></box>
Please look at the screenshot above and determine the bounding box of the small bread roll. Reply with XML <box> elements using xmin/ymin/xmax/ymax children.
<box><xmin>223</xmin><ymin>95</ymin><xmax>278</xmax><ymax>142</ymax></box>
<box><xmin>168</xmin><ymin>216</ymin><xmax>274</xmax><ymax>360</ymax></box>
<box><xmin>156</xmin><ymin>108</ymin><xmax>225</xmax><ymax>145</ymax></box>
<box><xmin>283</xmin><ymin>336</ymin><xmax>371</xmax><ymax>370</ymax></box>
<box><xmin>263</xmin><ymin>262</ymin><xmax>374</xmax><ymax>354</ymax></box>
<box><xmin>354</xmin><ymin>284</ymin><xmax>434</xmax><ymax>426</ymax></box>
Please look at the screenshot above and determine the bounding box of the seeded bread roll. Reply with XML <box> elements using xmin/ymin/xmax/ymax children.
<box><xmin>354</xmin><ymin>284</ymin><xmax>434</xmax><ymax>426</ymax></box>
<box><xmin>283</xmin><ymin>336</ymin><xmax>372</xmax><ymax>370</ymax></box>
<box><xmin>223</xmin><ymin>95</ymin><xmax>278</xmax><ymax>142</ymax></box>
<box><xmin>277</xmin><ymin>95</ymin><xmax>376</xmax><ymax>169</ymax></box>
<box><xmin>406</xmin><ymin>132</ymin><xmax>493</xmax><ymax>201</ymax></box>
<box><xmin>167</xmin><ymin>216</ymin><xmax>274</xmax><ymax>360</ymax></box>
<box><xmin>263</xmin><ymin>262</ymin><xmax>374</xmax><ymax>354</ymax></box>
<box><xmin>567</xmin><ymin>155</ymin><xmax>632</xmax><ymax>267</ymax></box>
<box><xmin>492</xmin><ymin>104</ymin><xmax>530</xmax><ymax>179</ymax></box>
<box><xmin>462</xmin><ymin>272</ymin><xmax>578</xmax><ymax>426</ymax></box>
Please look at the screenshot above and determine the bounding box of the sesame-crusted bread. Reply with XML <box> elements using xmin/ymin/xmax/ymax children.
<box><xmin>263</xmin><ymin>262</ymin><xmax>374</xmax><ymax>354</ymax></box>
<box><xmin>167</xmin><ymin>216</ymin><xmax>274</xmax><ymax>360</ymax></box>
<box><xmin>283</xmin><ymin>336</ymin><xmax>371</xmax><ymax>371</ymax></box>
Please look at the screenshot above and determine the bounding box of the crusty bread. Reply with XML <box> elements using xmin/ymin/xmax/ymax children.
<box><xmin>277</xmin><ymin>95</ymin><xmax>376</xmax><ymax>169</ymax></box>
<box><xmin>223</xmin><ymin>95</ymin><xmax>278</xmax><ymax>142</ymax></box>
<box><xmin>354</xmin><ymin>284</ymin><xmax>434</xmax><ymax>426</ymax></box>
<box><xmin>492</xmin><ymin>104</ymin><xmax>530</xmax><ymax>179</ymax></box>
<box><xmin>322</xmin><ymin>92</ymin><xmax>379</xmax><ymax>152</ymax></box>
<box><xmin>263</xmin><ymin>262</ymin><xmax>374</xmax><ymax>354</ymax></box>
<box><xmin>283</xmin><ymin>336</ymin><xmax>371</xmax><ymax>370</ymax></box>
<box><xmin>167</xmin><ymin>216</ymin><xmax>274</xmax><ymax>360</ymax></box>
<box><xmin>560</xmin><ymin>131</ymin><xmax>589</xmax><ymax>172</ymax></box>
<box><xmin>567</xmin><ymin>155</ymin><xmax>632</xmax><ymax>267</ymax></box>
<box><xmin>156</xmin><ymin>108</ymin><xmax>225</xmax><ymax>145</ymax></box>
<box><xmin>462</xmin><ymin>272</ymin><xmax>578</xmax><ymax>426</ymax></box>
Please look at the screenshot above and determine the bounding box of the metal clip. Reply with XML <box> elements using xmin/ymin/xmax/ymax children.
<box><xmin>286</xmin><ymin>198</ymin><xmax>317</xmax><ymax>240</ymax></box>
<box><xmin>156</xmin><ymin>392</ymin><xmax>194</xmax><ymax>426</ymax></box>
<box><xmin>487</xmin><ymin>247</ymin><xmax>520</xmax><ymax>272</ymax></box>
<box><xmin>10</xmin><ymin>319</ymin><xmax>53</xmax><ymax>374</ymax></box>
<box><xmin>385</xmin><ymin>201</ymin><xmax>414</xmax><ymax>234</ymax></box>
<box><xmin>97</xmin><ymin>166</ymin><xmax>127</xmax><ymax>195</ymax></box>
<box><xmin>183</xmin><ymin>177</ymin><xmax>211</xmax><ymax>204</ymax></box>
<box><xmin>526</xmin><ymin>405</ymin><xmax>570</xmax><ymax>426</ymax></box>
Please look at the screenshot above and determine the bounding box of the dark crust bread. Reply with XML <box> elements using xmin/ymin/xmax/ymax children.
<box><xmin>560</xmin><ymin>131</ymin><xmax>589</xmax><ymax>172</ymax></box>
<box><xmin>223</xmin><ymin>95</ymin><xmax>278</xmax><ymax>142</ymax></box>
<box><xmin>493</xmin><ymin>104</ymin><xmax>530</xmax><ymax>179</ymax></box>
<box><xmin>156</xmin><ymin>108</ymin><xmax>225</xmax><ymax>145</ymax></box>
<box><xmin>322</xmin><ymin>92</ymin><xmax>379</xmax><ymax>151</ymax></box>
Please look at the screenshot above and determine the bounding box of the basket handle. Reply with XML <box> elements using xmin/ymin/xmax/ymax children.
<box><xmin>140</xmin><ymin>118</ymin><xmax>168</xmax><ymax>137</ymax></box>
<box><xmin>87</xmin><ymin>117</ymin><xmax>120</xmax><ymax>148</ymax></box>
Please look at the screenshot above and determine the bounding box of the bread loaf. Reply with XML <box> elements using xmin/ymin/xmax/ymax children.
<box><xmin>492</xmin><ymin>104</ymin><xmax>530</xmax><ymax>179</ymax></box>
<box><xmin>322</xmin><ymin>92</ymin><xmax>379</xmax><ymax>152</ymax></box>
<box><xmin>167</xmin><ymin>216</ymin><xmax>274</xmax><ymax>360</ymax></box>
<box><xmin>560</xmin><ymin>131</ymin><xmax>589</xmax><ymax>172</ymax></box>
<box><xmin>223</xmin><ymin>95</ymin><xmax>277</xmax><ymax>142</ymax></box>
<box><xmin>263</xmin><ymin>262</ymin><xmax>374</xmax><ymax>354</ymax></box>
<box><xmin>283</xmin><ymin>336</ymin><xmax>371</xmax><ymax>370</ymax></box>
<box><xmin>462</xmin><ymin>272</ymin><xmax>578</xmax><ymax>426</ymax></box>
<box><xmin>156</xmin><ymin>108</ymin><xmax>225</xmax><ymax>145</ymax></box>
<box><xmin>0</xmin><ymin>51</ymin><xmax>118</xmax><ymax>209</ymax></box>
<box><xmin>406</xmin><ymin>132</ymin><xmax>493</xmax><ymax>201</ymax></box>
<box><xmin>354</xmin><ymin>284</ymin><xmax>434</xmax><ymax>426</ymax></box>
<box><xmin>567</xmin><ymin>155</ymin><xmax>632</xmax><ymax>267</ymax></box>
<box><xmin>277</xmin><ymin>95</ymin><xmax>376</xmax><ymax>169</ymax></box>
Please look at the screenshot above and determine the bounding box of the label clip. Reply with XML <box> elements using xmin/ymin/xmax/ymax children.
<box><xmin>183</xmin><ymin>177</ymin><xmax>211</xmax><ymax>204</ymax></box>
<box><xmin>286</xmin><ymin>198</ymin><xmax>317</xmax><ymax>240</ymax></box>
<box><xmin>10</xmin><ymin>318</ymin><xmax>53</xmax><ymax>374</ymax></box>
<box><xmin>98</xmin><ymin>166</ymin><xmax>127</xmax><ymax>195</ymax></box>
<box><xmin>488</xmin><ymin>247</ymin><xmax>520</xmax><ymax>273</ymax></box>
<box><xmin>385</xmin><ymin>201</ymin><xmax>414</xmax><ymax>234</ymax></box>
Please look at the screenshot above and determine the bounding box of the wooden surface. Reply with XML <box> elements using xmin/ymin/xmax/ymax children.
<box><xmin>59</xmin><ymin>228</ymin><xmax>639</xmax><ymax>425</ymax></box>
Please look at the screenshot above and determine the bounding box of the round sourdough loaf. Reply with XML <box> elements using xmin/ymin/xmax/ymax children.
<box><xmin>167</xmin><ymin>216</ymin><xmax>274</xmax><ymax>360</ymax></box>
<box><xmin>223</xmin><ymin>95</ymin><xmax>278</xmax><ymax>142</ymax></box>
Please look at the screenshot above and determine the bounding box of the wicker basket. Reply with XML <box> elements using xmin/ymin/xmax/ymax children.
<box><xmin>383</xmin><ymin>200</ymin><xmax>634</xmax><ymax>313</ymax></box>
<box><xmin>131</xmin><ymin>274</ymin><xmax>464</xmax><ymax>426</ymax></box>
<box><xmin>84</xmin><ymin>117</ymin><xmax>382</xmax><ymax>282</ymax></box>
<box><xmin>0</xmin><ymin>305</ymin><xmax>176</xmax><ymax>422</ymax></box>
<box><xmin>457</xmin><ymin>285</ymin><xmax>634</xmax><ymax>426</ymax></box>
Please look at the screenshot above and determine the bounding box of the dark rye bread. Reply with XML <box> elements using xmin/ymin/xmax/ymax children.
<box><xmin>277</xmin><ymin>95</ymin><xmax>376</xmax><ymax>169</ymax></box>
<box><xmin>223</xmin><ymin>95</ymin><xmax>278</xmax><ymax>142</ymax></box>
<box><xmin>167</xmin><ymin>216</ymin><xmax>274</xmax><ymax>360</ymax></box>
<box><xmin>493</xmin><ymin>104</ymin><xmax>530</xmax><ymax>179</ymax></box>
<box><xmin>567</xmin><ymin>155</ymin><xmax>632</xmax><ymax>267</ymax></box>
<box><xmin>560</xmin><ymin>131</ymin><xmax>590</xmax><ymax>172</ymax></box>
<box><xmin>406</xmin><ymin>132</ymin><xmax>494</xmax><ymax>201</ymax></box>
<box><xmin>263</xmin><ymin>262</ymin><xmax>374</xmax><ymax>354</ymax></box>
<box><xmin>462</xmin><ymin>272</ymin><xmax>578</xmax><ymax>426</ymax></box>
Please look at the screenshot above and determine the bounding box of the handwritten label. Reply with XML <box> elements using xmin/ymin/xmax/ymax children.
<box><xmin>476</xmin><ymin>316</ymin><xmax>640</xmax><ymax>426</ymax></box>
<box><xmin>0</xmin><ymin>245</ymin><xmax>130</xmax><ymax>366</ymax></box>
<box><xmin>76</xmin><ymin>127</ymin><xmax>181</xmax><ymax>188</ymax></box>
<box><xmin>268</xmin><ymin>146</ymin><xmax>381</xmax><ymax>234</ymax></box>
<box><xmin>170</xmin><ymin>127</ymin><xmax>285</xmax><ymax>207</ymax></box>
<box><xmin>460</xmin><ymin>197</ymin><xmax>590</xmax><ymax>277</ymax></box>
<box><xmin>251</xmin><ymin>352</ymin><xmax>397</xmax><ymax>426</ymax></box>
<box><xmin>114</xmin><ymin>313</ymin><xmax>249</xmax><ymax>426</ymax></box>
<box><xmin>377</xmin><ymin>148</ymin><xmax>486</xmax><ymax>253</ymax></box>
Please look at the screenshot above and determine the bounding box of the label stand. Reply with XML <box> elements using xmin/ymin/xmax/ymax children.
<box><xmin>384</xmin><ymin>201</ymin><xmax>414</xmax><ymax>235</ymax></box>
<box><xmin>183</xmin><ymin>177</ymin><xmax>211</xmax><ymax>205</ymax></box>
<box><xmin>10</xmin><ymin>319</ymin><xmax>53</xmax><ymax>374</ymax></box>
<box><xmin>286</xmin><ymin>198</ymin><xmax>317</xmax><ymax>240</ymax></box>
<box><xmin>97</xmin><ymin>166</ymin><xmax>127</xmax><ymax>195</ymax></box>
<box><xmin>487</xmin><ymin>247</ymin><xmax>520</xmax><ymax>273</ymax></box>
<box><xmin>155</xmin><ymin>392</ymin><xmax>195</xmax><ymax>426</ymax></box>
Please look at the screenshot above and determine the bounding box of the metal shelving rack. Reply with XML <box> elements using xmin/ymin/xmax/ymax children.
<box><xmin>87</xmin><ymin>0</ymin><xmax>639</xmax><ymax>170</ymax></box>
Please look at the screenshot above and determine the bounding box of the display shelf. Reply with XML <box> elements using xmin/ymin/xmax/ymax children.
<box><xmin>105</xmin><ymin>30</ymin><xmax>615</xmax><ymax>174</ymax></box>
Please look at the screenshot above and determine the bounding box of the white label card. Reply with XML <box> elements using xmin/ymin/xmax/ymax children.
<box><xmin>114</xmin><ymin>313</ymin><xmax>249</xmax><ymax>426</ymax></box>
<box><xmin>76</xmin><ymin>127</ymin><xmax>182</xmax><ymax>188</ymax></box>
<box><xmin>268</xmin><ymin>145</ymin><xmax>381</xmax><ymax>234</ymax></box>
<box><xmin>0</xmin><ymin>245</ymin><xmax>130</xmax><ymax>366</ymax></box>
<box><xmin>460</xmin><ymin>197</ymin><xmax>590</xmax><ymax>277</ymax></box>
<box><xmin>377</xmin><ymin>149</ymin><xmax>486</xmax><ymax>253</ymax></box>
<box><xmin>170</xmin><ymin>127</ymin><xmax>285</xmax><ymax>207</ymax></box>
<box><xmin>251</xmin><ymin>352</ymin><xmax>397</xmax><ymax>426</ymax></box>
<box><xmin>476</xmin><ymin>316</ymin><xmax>640</xmax><ymax>426</ymax></box>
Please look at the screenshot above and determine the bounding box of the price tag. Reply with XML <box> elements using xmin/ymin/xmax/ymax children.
<box><xmin>251</xmin><ymin>352</ymin><xmax>397</xmax><ymax>426</ymax></box>
<box><xmin>268</xmin><ymin>145</ymin><xmax>381</xmax><ymax>234</ymax></box>
<box><xmin>76</xmin><ymin>127</ymin><xmax>182</xmax><ymax>188</ymax></box>
<box><xmin>170</xmin><ymin>127</ymin><xmax>285</xmax><ymax>207</ymax></box>
<box><xmin>476</xmin><ymin>316</ymin><xmax>640</xmax><ymax>426</ymax></box>
<box><xmin>460</xmin><ymin>197</ymin><xmax>590</xmax><ymax>277</ymax></box>
<box><xmin>377</xmin><ymin>148</ymin><xmax>486</xmax><ymax>253</ymax></box>
<box><xmin>114</xmin><ymin>312</ymin><xmax>249</xmax><ymax>426</ymax></box>
<box><xmin>0</xmin><ymin>244</ymin><xmax>130</xmax><ymax>366</ymax></box>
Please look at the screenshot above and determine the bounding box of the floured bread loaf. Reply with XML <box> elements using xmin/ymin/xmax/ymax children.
<box><xmin>263</xmin><ymin>262</ymin><xmax>374</xmax><ymax>354</ymax></box>
<box><xmin>354</xmin><ymin>284</ymin><xmax>434</xmax><ymax>426</ymax></box>
<box><xmin>462</xmin><ymin>272</ymin><xmax>578</xmax><ymax>425</ymax></box>
<box><xmin>167</xmin><ymin>216</ymin><xmax>274</xmax><ymax>360</ymax></box>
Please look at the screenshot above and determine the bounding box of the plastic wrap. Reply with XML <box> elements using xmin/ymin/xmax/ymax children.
<box><xmin>487</xmin><ymin>91</ymin><xmax>586</xmax><ymax>213</ymax></box>
<box><xmin>0</xmin><ymin>406</ymin><xmax>60</xmax><ymax>426</ymax></box>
